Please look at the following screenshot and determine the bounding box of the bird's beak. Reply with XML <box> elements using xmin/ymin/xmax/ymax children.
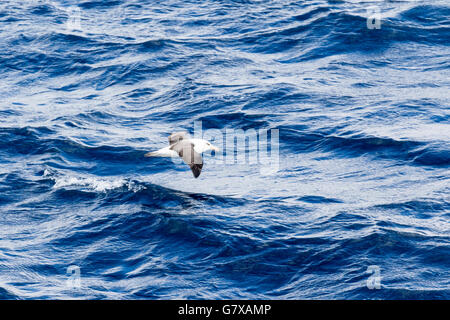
<box><xmin>211</xmin><ymin>145</ymin><xmax>220</xmax><ymax>152</ymax></box>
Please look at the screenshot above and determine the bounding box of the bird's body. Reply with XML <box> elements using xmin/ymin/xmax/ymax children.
<box><xmin>145</xmin><ymin>132</ymin><xmax>219</xmax><ymax>178</ymax></box>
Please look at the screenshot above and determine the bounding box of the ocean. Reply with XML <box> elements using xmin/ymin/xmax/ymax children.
<box><xmin>0</xmin><ymin>0</ymin><xmax>449</xmax><ymax>299</ymax></box>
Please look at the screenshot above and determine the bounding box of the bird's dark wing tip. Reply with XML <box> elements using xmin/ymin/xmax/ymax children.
<box><xmin>190</xmin><ymin>163</ymin><xmax>203</xmax><ymax>178</ymax></box>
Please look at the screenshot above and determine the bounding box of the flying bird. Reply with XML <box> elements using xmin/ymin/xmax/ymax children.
<box><xmin>145</xmin><ymin>132</ymin><xmax>220</xmax><ymax>178</ymax></box>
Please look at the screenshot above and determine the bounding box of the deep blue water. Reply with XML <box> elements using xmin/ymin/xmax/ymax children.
<box><xmin>0</xmin><ymin>0</ymin><xmax>449</xmax><ymax>299</ymax></box>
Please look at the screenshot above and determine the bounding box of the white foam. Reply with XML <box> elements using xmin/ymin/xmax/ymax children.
<box><xmin>44</xmin><ymin>171</ymin><xmax>144</xmax><ymax>193</ymax></box>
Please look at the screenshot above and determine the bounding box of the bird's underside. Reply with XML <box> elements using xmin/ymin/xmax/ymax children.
<box><xmin>170</xmin><ymin>140</ymin><xmax>203</xmax><ymax>178</ymax></box>
<box><xmin>146</xmin><ymin>132</ymin><xmax>204</xmax><ymax>178</ymax></box>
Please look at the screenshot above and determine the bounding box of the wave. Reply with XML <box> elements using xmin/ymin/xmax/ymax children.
<box><xmin>0</xmin><ymin>0</ymin><xmax>449</xmax><ymax>299</ymax></box>
<box><xmin>281</xmin><ymin>127</ymin><xmax>450</xmax><ymax>166</ymax></box>
<box><xmin>43</xmin><ymin>170</ymin><xmax>142</xmax><ymax>193</ymax></box>
<box><xmin>0</xmin><ymin>287</ymin><xmax>20</xmax><ymax>300</ymax></box>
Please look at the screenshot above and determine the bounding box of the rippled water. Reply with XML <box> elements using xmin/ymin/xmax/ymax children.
<box><xmin>0</xmin><ymin>0</ymin><xmax>449</xmax><ymax>299</ymax></box>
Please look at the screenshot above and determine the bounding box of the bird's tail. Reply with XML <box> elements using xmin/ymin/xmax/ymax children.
<box><xmin>144</xmin><ymin>151</ymin><xmax>159</xmax><ymax>157</ymax></box>
<box><xmin>144</xmin><ymin>147</ymin><xmax>177</xmax><ymax>157</ymax></box>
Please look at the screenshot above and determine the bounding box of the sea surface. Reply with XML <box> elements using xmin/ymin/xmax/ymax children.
<box><xmin>0</xmin><ymin>0</ymin><xmax>449</xmax><ymax>299</ymax></box>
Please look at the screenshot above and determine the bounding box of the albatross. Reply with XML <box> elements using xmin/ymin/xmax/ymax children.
<box><xmin>145</xmin><ymin>132</ymin><xmax>219</xmax><ymax>178</ymax></box>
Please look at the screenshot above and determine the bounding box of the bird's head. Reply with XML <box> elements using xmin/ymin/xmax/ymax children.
<box><xmin>198</xmin><ymin>140</ymin><xmax>220</xmax><ymax>153</ymax></box>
